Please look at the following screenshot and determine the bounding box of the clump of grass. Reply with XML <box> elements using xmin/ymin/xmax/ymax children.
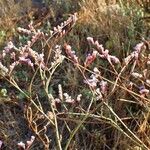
<box><xmin>77</xmin><ymin>0</ymin><xmax>147</xmax><ymax>56</ymax></box>
<box><xmin>0</xmin><ymin>0</ymin><xmax>32</xmax><ymax>46</ymax></box>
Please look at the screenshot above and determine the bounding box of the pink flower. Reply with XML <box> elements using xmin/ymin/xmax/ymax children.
<box><xmin>26</xmin><ymin>136</ymin><xmax>35</xmax><ymax>148</ymax></box>
<box><xmin>95</xmin><ymin>42</ymin><xmax>104</xmax><ymax>53</ymax></box>
<box><xmin>72</xmin><ymin>12</ymin><xmax>78</xmax><ymax>24</ymax></box>
<box><xmin>28</xmin><ymin>22</ymin><xmax>35</xmax><ymax>32</ymax></box>
<box><xmin>10</xmin><ymin>52</ymin><xmax>16</xmax><ymax>60</ymax></box>
<box><xmin>37</xmin><ymin>53</ymin><xmax>44</xmax><ymax>63</ymax></box>
<box><xmin>19</xmin><ymin>57</ymin><xmax>34</xmax><ymax>67</ymax></box>
<box><xmin>64</xmin><ymin>44</ymin><xmax>71</xmax><ymax>51</ymax></box>
<box><xmin>110</xmin><ymin>56</ymin><xmax>120</xmax><ymax>64</ymax></box>
<box><xmin>134</xmin><ymin>42</ymin><xmax>144</xmax><ymax>52</ymax></box>
<box><xmin>17</xmin><ymin>27</ymin><xmax>31</xmax><ymax>34</ymax></box>
<box><xmin>63</xmin><ymin>93</ymin><xmax>75</xmax><ymax>103</ymax></box>
<box><xmin>130</xmin><ymin>51</ymin><xmax>139</xmax><ymax>61</ymax></box>
<box><xmin>19</xmin><ymin>56</ymin><xmax>27</xmax><ymax>61</ymax></box>
<box><xmin>100</xmin><ymin>80</ymin><xmax>108</xmax><ymax>94</ymax></box>
<box><xmin>2</xmin><ymin>50</ymin><xmax>6</xmax><ymax>58</ymax></box>
<box><xmin>95</xmin><ymin>88</ymin><xmax>103</xmax><ymax>100</ymax></box>
<box><xmin>77</xmin><ymin>94</ymin><xmax>82</xmax><ymax>102</ymax></box>
<box><xmin>84</xmin><ymin>75</ymin><xmax>99</xmax><ymax>88</ymax></box>
<box><xmin>87</xmin><ymin>37</ymin><xmax>94</xmax><ymax>44</ymax></box>
<box><xmin>7</xmin><ymin>41</ymin><xmax>14</xmax><ymax>49</ymax></box>
<box><xmin>17</xmin><ymin>136</ymin><xmax>35</xmax><ymax>150</ymax></box>
<box><xmin>139</xmin><ymin>86</ymin><xmax>149</xmax><ymax>95</ymax></box>
<box><xmin>64</xmin><ymin>43</ymin><xmax>78</xmax><ymax>64</ymax></box>
<box><xmin>84</xmin><ymin>51</ymin><xmax>97</xmax><ymax>67</ymax></box>
<box><xmin>94</xmin><ymin>40</ymin><xmax>99</xmax><ymax>47</ymax></box>
<box><xmin>131</xmin><ymin>72</ymin><xmax>143</xmax><ymax>78</ymax></box>
<box><xmin>9</xmin><ymin>61</ymin><xmax>19</xmax><ymax>73</ymax></box>
<box><xmin>55</xmin><ymin>98</ymin><xmax>61</xmax><ymax>103</ymax></box>
<box><xmin>102</xmin><ymin>49</ymin><xmax>109</xmax><ymax>58</ymax></box>
<box><xmin>0</xmin><ymin>140</ymin><xmax>3</xmax><ymax>149</ymax></box>
<box><xmin>17</xmin><ymin>141</ymin><xmax>25</xmax><ymax>149</ymax></box>
<box><xmin>124</xmin><ymin>55</ymin><xmax>133</xmax><ymax>65</ymax></box>
<box><xmin>139</xmin><ymin>89</ymin><xmax>149</xmax><ymax>95</ymax></box>
<box><xmin>4</xmin><ymin>41</ymin><xmax>14</xmax><ymax>53</ymax></box>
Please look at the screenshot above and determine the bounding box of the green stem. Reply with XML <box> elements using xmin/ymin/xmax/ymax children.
<box><xmin>65</xmin><ymin>96</ymin><xmax>95</xmax><ymax>150</ymax></box>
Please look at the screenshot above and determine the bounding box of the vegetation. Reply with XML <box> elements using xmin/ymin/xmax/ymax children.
<box><xmin>0</xmin><ymin>0</ymin><xmax>150</xmax><ymax>149</ymax></box>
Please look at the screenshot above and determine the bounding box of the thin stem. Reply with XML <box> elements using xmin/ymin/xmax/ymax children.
<box><xmin>6</xmin><ymin>77</ymin><xmax>55</xmax><ymax>126</ymax></box>
<box><xmin>65</xmin><ymin>96</ymin><xmax>95</xmax><ymax>150</ymax></box>
<box><xmin>103</xmin><ymin>102</ymin><xmax>149</xmax><ymax>150</ymax></box>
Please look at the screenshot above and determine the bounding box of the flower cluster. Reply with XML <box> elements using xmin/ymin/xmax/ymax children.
<box><xmin>53</xmin><ymin>84</ymin><xmax>82</xmax><ymax>106</ymax></box>
<box><xmin>0</xmin><ymin>140</ymin><xmax>3</xmax><ymax>149</ymax></box>
<box><xmin>46</xmin><ymin>13</ymin><xmax>77</xmax><ymax>43</ymax></box>
<box><xmin>84</xmin><ymin>51</ymin><xmax>97</xmax><ymax>67</ymax></box>
<box><xmin>84</xmin><ymin>67</ymin><xmax>108</xmax><ymax>100</ymax></box>
<box><xmin>0</xmin><ymin>25</ymin><xmax>46</xmax><ymax>76</ymax></box>
<box><xmin>0</xmin><ymin>62</ymin><xmax>8</xmax><ymax>76</ymax></box>
<box><xmin>51</xmin><ymin>45</ymin><xmax>65</xmax><ymax>68</ymax></box>
<box><xmin>17</xmin><ymin>27</ymin><xmax>32</xmax><ymax>35</ymax></box>
<box><xmin>17</xmin><ymin>136</ymin><xmax>35</xmax><ymax>150</ymax></box>
<box><xmin>139</xmin><ymin>86</ymin><xmax>149</xmax><ymax>96</ymax></box>
<box><xmin>87</xmin><ymin>37</ymin><xmax>120</xmax><ymax>65</ymax></box>
<box><xmin>55</xmin><ymin>93</ymin><xmax>82</xmax><ymax>104</ymax></box>
<box><xmin>124</xmin><ymin>42</ymin><xmax>145</xmax><ymax>65</ymax></box>
<box><xmin>0</xmin><ymin>13</ymin><xmax>78</xmax><ymax>77</ymax></box>
<box><xmin>84</xmin><ymin>73</ymin><xmax>99</xmax><ymax>88</ymax></box>
<box><xmin>64</xmin><ymin>43</ymin><xmax>79</xmax><ymax>64</ymax></box>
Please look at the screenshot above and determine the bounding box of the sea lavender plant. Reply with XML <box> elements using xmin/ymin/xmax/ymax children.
<box><xmin>0</xmin><ymin>13</ymin><xmax>78</xmax><ymax>150</ymax></box>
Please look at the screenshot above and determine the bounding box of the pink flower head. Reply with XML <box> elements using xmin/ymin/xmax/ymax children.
<box><xmin>57</xmin><ymin>25</ymin><xmax>62</xmax><ymax>32</ymax></box>
<box><xmin>84</xmin><ymin>51</ymin><xmax>97</xmax><ymax>67</ymax></box>
<box><xmin>131</xmin><ymin>51</ymin><xmax>139</xmax><ymax>60</ymax></box>
<box><xmin>17</xmin><ymin>27</ymin><xmax>32</xmax><ymax>35</ymax></box>
<box><xmin>4</xmin><ymin>41</ymin><xmax>14</xmax><ymax>53</ymax></box>
<box><xmin>55</xmin><ymin>98</ymin><xmax>61</xmax><ymax>103</ymax></box>
<box><xmin>27</xmin><ymin>59</ymin><xmax>34</xmax><ymax>67</ymax></box>
<box><xmin>110</xmin><ymin>55</ymin><xmax>120</xmax><ymax>64</ymax></box>
<box><xmin>19</xmin><ymin>57</ymin><xmax>34</xmax><ymax>67</ymax></box>
<box><xmin>26</xmin><ymin>136</ymin><xmax>35</xmax><ymax>148</ymax></box>
<box><xmin>64</xmin><ymin>93</ymin><xmax>75</xmax><ymax>103</ymax></box>
<box><xmin>77</xmin><ymin>94</ymin><xmax>82</xmax><ymax>102</ymax></box>
<box><xmin>17</xmin><ymin>141</ymin><xmax>26</xmax><ymax>149</ymax></box>
<box><xmin>96</xmin><ymin>88</ymin><xmax>103</xmax><ymax>100</ymax></box>
<box><xmin>131</xmin><ymin>72</ymin><xmax>143</xmax><ymax>78</ymax></box>
<box><xmin>97</xmin><ymin>44</ymin><xmax>104</xmax><ymax>53</ymax></box>
<box><xmin>64</xmin><ymin>44</ymin><xmax>71</xmax><ymax>51</ymax></box>
<box><xmin>124</xmin><ymin>55</ymin><xmax>133</xmax><ymax>65</ymax></box>
<box><xmin>72</xmin><ymin>12</ymin><xmax>78</xmax><ymax>23</ymax></box>
<box><xmin>64</xmin><ymin>43</ymin><xmax>78</xmax><ymax>64</ymax></box>
<box><xmin>94</xmin><ymin>40</ymin><xmax>99</xmax><ymax>47</ymax></box>
<box><xmin>134</xmin><ymin>42</ymin><xmax>144</xmax><ymax>52</ymax></box>
<box><xmin>84</xmin><ymin>75</ymin><xmax>99</xmax><ymax>88</ymax></box>
<box><xmin>37</xmin><ymin>53</ymin><xmax>44</xmax><ymax>63</ymax></box>
<box><xmin>139</xmin><ymin>86</ymin><xmax>149</xmax><ymax>95</ymax></box>
<box><xmin>0</xmin><ymin>140</ymin><xmax>3</xmax><ymax>149</ymax></box>
<box><xmin>10</xmin><ymin>52</ymin><xmax>16</xmax><ymax>60</ymax></box>
<box><xmin>28</xmin><ymin>22</ymin><xmax>35</xmax><ymax>32</ymax></box>
<box><xmin>53</xmin><ymin>27</ymin><xmax>58</xmax><ymax>32</ymax></box>
<box><xmin>87</xmin><ymin>37</ymin><xmax>94</xmax><ymax>44</ymax></box>
<box><xmin>139</xmin><ymin>89</ymin><xmax>149</xmax><ymax>95</ymax></box>
<box><xmin>9</xmin><ymin>61</ymin><xmax>19</xmax><ymax>73</ymax></box>
<box><xmin>94</xmin><ymin>41</ymin><xmax>104</xmax><ymax>53</ymax></box>
<box><xmin>100</xmin><ymin>80</ymin><xmax>108</xmax><ymax>94</ymax></box>
<box><xmin>102</xmin><ymin>49</ymin><xmax>109</xmax><ymax>58</ymax></box>
<box><xmin>7</xmin><ymin>41</ymin><xmax>14</xmax><ymax>49</ymax></box>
